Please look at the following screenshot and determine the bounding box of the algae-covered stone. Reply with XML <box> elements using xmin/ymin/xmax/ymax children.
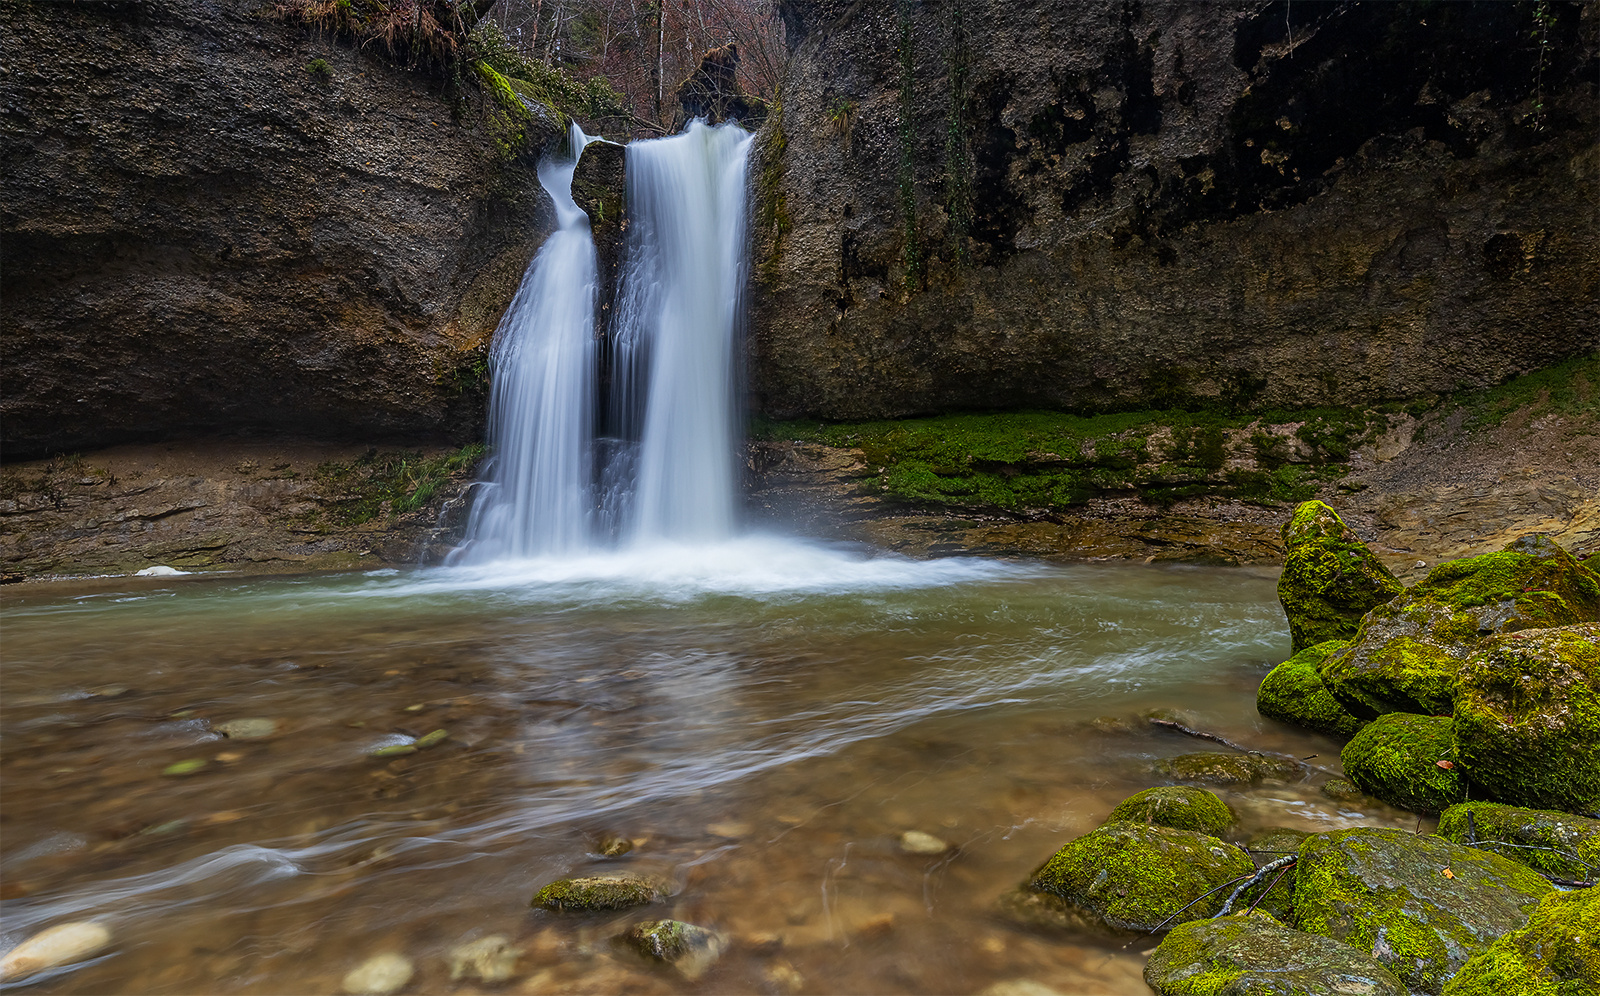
<box><xmin>1437</xmin><ymin>801</ymin><xmax>1600</xmax><ymax>884</ymax></box>
<box><xmin>1278</xmin><ymin>501</ymin><xmax>1405</xmax><ymax>653</ymax></box>
<box><xmin>1293</xmin><ymin>827</ymin><xmax>1554</xmax><ymax>993</ymax></box>
<box><xmin>1026</xmin><ymin>823</ymin><xmax>1254</xmax><ymax>932</ymax></box>
<box><xmin>1145</xmin><ymin>913</ymin><xmax>1406</xmax><ymax>996</ymax></box>
<box><xmin>1319</xmin><ymin>536</ymin><xmax>1600</xmax><ymax>721</ymax></box>
<box><xmin>1441</xmin><ymin>888</ymin><xmax>1599</xmax><ymax>996</ymax></box>
<box><xmin>1257</xmin><ymin>639</ymin><xmax>1367</xmax><ymax>738</ymax></box>
<box><xmin>1243</xmin><ymin>828</ymin><xmax>1311</xmax><ymax>922</ymax></box>
<box><xmin>1154</xmin><ymin>751</ymin><xmax>1306</xmax><ymax>786</ymax></box>
<box><xmin>1453</xmin><ymin>623</ymin><xmax>1600</xmax><ymax>814</ymax></box>
<box><xmin>617</xmin><ymin>920</ymin><xmax>725</xmax><ymax>980</ymax></box>
<box><xmin>1106</xmin><ymin>786</ymin><xmax>1235</xmax><ymax>836</ymax></box>
<box><xmin>531</xmin><ymin>874</ymin><xmax>661</xmax><ymax>912</ymax></box>
<box><xmin>1341</xmin><ymin>713</ymin><xmax>1466</xmax><ymax>815</ymax></box>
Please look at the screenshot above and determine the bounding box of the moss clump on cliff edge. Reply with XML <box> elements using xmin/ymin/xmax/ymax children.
<box><xmin>1293</xmin><ymin>827</ymin><xmax>1554</xmax><ymax>993</ymax></box>
<box><xmin>1257</xmin><ymin>639</ymin><xmax>1367</xmax><ymax>738</ymax></box>
<box><xmin>312</xmin><ymin>444</ymin><xmax>485</xmax><ymax>525</ymax></box>
<box><xmin>1340</xmin><ymin>712</ymin><xmax>1465</xmax><ymax>815</ymax></box>
<box><xmin>1437</xmin><ymin>802</ymin><xmax>1600</xmax><ymax>884</ymax></box>
<box><xmin>1105</xmin><ymin>786</ymin><xmax>1235</xmax><ymax>837</ymax></box>
<box><xmin>1440</xmin><ymin>888</ymin><xmax>1600</xmax><ymax>996</ymax></box>
<box><xmin>1027</xmin><ymin>822</ymin><xmax>1253</xmax><ymax>932</ymax></box>
<box><xmin>531</xmin><ymin>875</ymin><xmax>660</xmax><ymax>912</ymax></box>
<box><xmin>1454</xmin><ymin>623</ymin><xmax>1600</xmax><ymax>814</ymax></box>
<box><xmin>1144</xmin><ymin>912</ymin><xmax>1407</xmax><ymax>996</ymax></box>
<box><xmin>1277</xmin><ymin>500</ymin><xmax>1405</xmax><ymax>653</ymax></box>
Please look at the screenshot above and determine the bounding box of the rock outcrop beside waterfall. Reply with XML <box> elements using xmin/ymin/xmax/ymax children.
<box><xmin>752</xmin><ymin>0</ymin><xmax>1599</xmax><ymax>420</ymax></box>
<box><xmin>0</xmin><ymin>0</ymin><xmax>562</xmax><ymax>459</ymax></box>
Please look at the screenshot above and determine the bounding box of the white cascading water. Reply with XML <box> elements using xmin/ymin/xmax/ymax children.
<box><xmin>455</xmin><ymin>122</ymin><xmax>599</xmax><ymax>561</ymax></box>
<box><xmin>456</xmin><ymin>119</ymin><xmax>753</xmax><ymax>562</ymax></box>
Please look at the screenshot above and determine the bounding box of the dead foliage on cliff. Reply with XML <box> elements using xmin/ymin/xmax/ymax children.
<box><xmin>276</xmin><ymin>0</ymin><xmax>492</xmax><ymax>68</ymax></box>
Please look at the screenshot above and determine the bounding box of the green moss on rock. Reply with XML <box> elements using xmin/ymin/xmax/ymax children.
<box><xmin>1293</xmin><ymin>827</ymin><xmax>1554</xmax><ymax>994</ymax></box>
<box><xmin>1278</xmin><ymin>501</ymin><xmax>1405</xmax><ymax>653</ymax></box>
<box><xmin>1106</xmin><ymin>786</ymin><xmax>1235</xmax><ymax>836</ymax></box>
<box><xmin>1437</xmin><ymin>802</ymin><xmax>1600</xmax><ymax>884</ymax></box>
<box><xmin>1319</xmin><ymin>602</ymin><xmax>1471</xmax><ymax>719</ymax></box>
<box><xmin>1145</xmin><ymin>912</ymin><xmax>1407</xmax><ymax>996</ymax></box>
<box><xmin>1453</xmin><ymin>623</ymin><xmax>1600</xmax><ymax>814</ymax></box>
<box><xmin>1440</xmin><ymin>888</ymin><xmax>1600</xmax><ymax>996</ymax></box>
<box><xmin>1155</xmin><ymin>751</ymin><xmax>1307</xmax><ymax>786</ymax></box>
<box><xmin>1243</xmin><ymin>828</ymin><xmax>1312</xmax><ymax>922</ymax></box>
<box><xmin>1027</xmin><ymin>823</ymin><xmax>1254</xmax><ymax>932</ymax></box>
<box><xmin>1257</xmin><ymin>639</ymin><xmax>1367</xmax><ymax>738</ymax></box>
<box><xmin>1341</xmin><ymin>713</ymin><xmax>1466</xmax><ymax>816</ymax></box>
<box><xmin>617</xmin><ymin>920</ymin><xmax>725</xmax><ymax>980</ymax></box>
<box><xmin>531</xmin><ymin>875</ymin><xmax>660</xmax><ymax>912</ymax></box>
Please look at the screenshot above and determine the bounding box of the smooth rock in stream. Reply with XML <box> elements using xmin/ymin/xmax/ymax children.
<box><xmin>446</xmin><ymin>934</ymin><xmax>518</xmax><ymax>983</ymax></box>
<box><xmin>1154</xmin><ymin>751</ymin><xmax>1306</xmax><ymax>786</ymax></box>
<box><xmin>0</xmin><ymin>921</ymin><xmax>112</xmax><ymax>982</ymax></box>
<box><xmin>340</xmin><ymin>952</ymin><xmax>414</xmax><ymax>995</ymax></box>
<box><xmin>214</xmin><ymin>718</ymin><xmax>278</xmax><ymax>740</ymax></box>
<box><xmin>532</xmin><ymin>874</ymin><xmax>661</xmax><ymax>912</ymax></box>
<box><xmin>899</xmin><ymin>830</ymin><xmax>950</xmax><ymax>854</ymax></box>
<box><xmin>618</xmin><ymin>920</ymin><xmax>725</xmax><ymax>980</ymax></box>
<box><xmin>1145</xmin><ymin>913</ymin><xmax>1406</xmax><ymax>995</ymax></box>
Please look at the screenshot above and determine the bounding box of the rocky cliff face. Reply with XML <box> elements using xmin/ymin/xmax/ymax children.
<box><xmin>753</xmin><ymin>0</ymin><xmax>1599</xmax><ymax>419</ymax></box>
<box><xmin>1</xmin><ymin>0</ymin><xmax>562</xmax><ymax>459</ymax></box>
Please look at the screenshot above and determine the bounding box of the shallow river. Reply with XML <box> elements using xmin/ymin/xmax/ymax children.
<box><xmin>1</xmin><ymin>536</ymin><xmax>1411</xmax><ymax>994</ymax></box>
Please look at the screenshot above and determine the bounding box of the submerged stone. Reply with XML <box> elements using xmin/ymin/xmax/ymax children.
<box><xmin>214</xmin><ymin>718</ymin><xmax>278</xmax><ymax>739</ymax></box>
<box><xmin>340</xmin><ymin>952</ymin><xmax>413</xmax><ymax>995</ymax></box>
<box><xmin>1145</xmin><ymin>912</ymin><xmax>1406</xmax><ymax>996</ymax></box>
<box><xmin>1293</xmin><ymin>827</ymin><xmax>1554</xmax><ymax>993</ymax></box>
<box><xmin>1278</xmin><ymin>501</ymin><xmax>1405</xmax><ymax>654</ymax></box>
<box><xmin>1440</xmin><ymin>888</ymin><xmax>1600</xmax><ymax>996</ymax></box>
<box><xmin>1026</xmin><ymin>822</ymin><xmax>1254</xmax><ymax>932</ymax></box>
<box><xmin>618</xmin><ymin>920</ymin><xmax>725</xmax><ymax>980</ymax></box>
<box><xmin>1453</xmin><ymin>623</ymin><xmax>1600</xmax><ymax>814</ymax></box>
<box><xmin>1154</xmin><ymin>751</ymin><xmax>1306</xmax><ymax>786</ymax></box>
<box><xmin>1105</xmin><ymin>786</ymin><xmax>1235</xmax><ymax>837</ymax></box>
<box><xmin>1257</xmin><ymin>639</ymin><xmax>1367</xmax><ymax>738</ymax></box>
<box><xmin>1437</xmin><ymin>801</ymin><xmax>1600</xmax><ymax>884</ymax></box>
<box><xmin>532</xmin><ymin>874</ymin><xmax>661</xmax><ymax>912</ymax></box>
<box><xmin>447</xmin><ymin>934</ymin><xmax>518</xmax><ymax>983</ymax></box>
<box><xmin>0</xmin><ymin>921</ymin><xmax>112</xmax><ymax>983</ymax></box>
<box><xmin>899</xmin><ymin>830</ymin><xmax>950</xmax><ymax>855</ymax></box>
<box><xmin>1341</xmin><ymin>713</ymin><xmax>1466</xmax><ymax>815</ymax></box>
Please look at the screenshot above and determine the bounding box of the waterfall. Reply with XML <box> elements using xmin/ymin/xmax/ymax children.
<box><xmin>455</xmin><ymin>119</ymin><xmax>753</xmax><ymax>563</ymax></box>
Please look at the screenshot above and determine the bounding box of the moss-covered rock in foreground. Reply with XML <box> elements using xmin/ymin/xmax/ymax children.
<box><xmin>616</xmin><ymin>920</ymin><xmax>726</xmax><ymax>980</ymax></box>
<box><xmin>1027</xmin><ymin>822</ymin><xmax>1254</xmax><ymax>932</ymax></box>
<box><xmin>1436</xmin><ymin>802</ymin><xmax>1600</xmax><ymax>883</ymax></box>
<box><xmin>1145</xmin><ymin>912</ymin><xmax>1407</xmax><ymax>996</ymax></box>
<box><xmin>1341</xmin><ymin>713</ymin><xmax>1466</xmax><ymax>815</ymax></box>
<box><xmin>1257</xmin><ymin>639</ymin><xmax>1367</xmax><ymax>738</ymax></box>
<box><xmin>1154</xmin><ymin>751</ymin><xmax>1307</xmax><ymax>786</ymax></box>
<box><xmin>1319</xmin><ymin>535</ymin><xmax>1600</xmax><ymax>720</ymax></box>
<box><xmin>1453</xmin><ymin>623</ymin><xmax>1600</xmax><ymax>814</ymax></box>
<box><xmin>1106</xmin><ymin>786</ymin><xmax>1235</xmax><ymax>836</ymax></box>
<box><xmin>1440</xmin><ymin>888</ymin><xmax>1600</xmax><ymax>996</ymax></box>
<box><xmin>1293</xmin><ymin>828</ymin><xmax>1554</xmax><ymax>994</ymax></box>
<box><xmin>1278</xmin><ymin>501</ymin><xmax>1405</xmax><ymax>653</ymax></box>
<box><xmin>531</xmin><ymin>875</ymin><xmax>661</xmax><ymax>912</ymax></box>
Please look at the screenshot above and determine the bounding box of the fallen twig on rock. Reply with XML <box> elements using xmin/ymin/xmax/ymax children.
<box><xmin>1216</xmin><ymin>855</ymin><xmax>1297</xmax><ymax>916</ymax></box>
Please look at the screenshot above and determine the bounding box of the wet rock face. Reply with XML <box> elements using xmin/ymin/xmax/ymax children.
<box><xmin>1145</xmin><ymin>913</ymin><xmax>1407</xmax><ymax>996</ymax></box>
<box><xmin>0</xmin><ymin>0</ymin><xmax>560</xmax><ymax>458</ymax></box>
<box><xmin>754</xmin><ymin>1</ymin><xmax>1599</xmax><ymax>419</ymax></box>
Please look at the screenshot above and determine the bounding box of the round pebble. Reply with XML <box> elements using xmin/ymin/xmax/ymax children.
<box><xmin>899</xmin><ymin>830</ymin><xmax>950</xmax><ymax>855</ymax></box>
<box><xmin>0</xmin><ymin>921</ymin><xmax>112</xmax><ymax>982</ymax></box>
<box><xmin>341</xmin><ymin>952</ymin><xmax>413</xmax><ymax>995</ymax></box>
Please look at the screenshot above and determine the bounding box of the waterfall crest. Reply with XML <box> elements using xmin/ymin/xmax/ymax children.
<box><xmin>455</xmin><ymin>120</ymin><xmax>753</xmax><ymax>563</ymax></box>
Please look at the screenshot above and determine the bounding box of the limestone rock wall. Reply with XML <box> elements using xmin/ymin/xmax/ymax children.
<box><xmin>1</xmin><ymin>0</ymin><xmax>562</xmax><ymax>459</ymax></box>
<box><xmin>752</xmin><ymin>0</ymin><xmax>1600</xmax><ymax>419</ymax></box>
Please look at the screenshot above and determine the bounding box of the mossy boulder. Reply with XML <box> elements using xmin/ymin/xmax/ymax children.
<box><xmin>1106</xmin><ymin>786</ymin><xmax>1235</xmax><ymax>837</ymax></box>
<box><xmin>1452</xmin><ymin>623</ymin><xmax>1600</xmax><ymax>814</ymax></box>
<box><xmin>531</xmin><ymin>874</ymin><xmax>661</xmax><ymax>912</ymax></box>
<box><xmin>1026</xmin><ymin>822</ymin><xmax>1254</xmax><ymax>932</ymax></box>
<box><xmin>1341</xmin><ymin>713</ymin><xmax>1466</xmax><ymax>815</ymax></box>
<box><xmin>1154</xmin><ymin>751</ymin><xmax>1307</xmax><ymax>786</ymax></box>
<box><xmin>1145</xmin><ymin>912</ymin><xmax>1407</xmax><ymax>996</ymax></box>
<box><xmin>1437</xmin><ymin>802</ymin><xmax>1600</xmax><ymax>883</ymax></box>
<box><xmin>616</xmin><ymin>920</ymin><xmax>725</xmax><ymax>980</ymax></box>
<box><xmin>1257</xmin><ymin>639</ymin><xmax>1367</xmax><ymax>738</ymax></box>
<box><xmin>1243</xmin><ymin>828</ymin><xmax>1312</xmax><ymax>922</ymax></box>
<box><xmin>1319</xmin><ymin>536</ymin><xmax>1600</xmax><ymax>721</ymax></box>
<box><xmin>1440</xmin><ymin>888</ymin><xmax>1600</xmax><ymax>996</ymax></box>
<box><xmin>1278</xmin><ymin>501</ymin><xmax>1405</xmax><ymax>653</ymax></box>
<box><xmin>1293</xmin><ymin>827</ymin><xmax>1555</xmax><ymax>993</ymax></box>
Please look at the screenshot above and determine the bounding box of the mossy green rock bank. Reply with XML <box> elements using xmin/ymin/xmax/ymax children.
<box><xmin>1293</xmin><ymin>828</ymin><xmax>1554</xmax><ymax>993</ymax></box>
<box><xmin>1437</xmin><ymin>802</ymin><xmax>1600</xmax><ymax>884</ymax></box>
<box><xmin>1278</xmin><ymin>502</ymin><xmax>1404</xmax><ymax>653</ymax></box>
<box><xmin>1341</xmin><ymin>713</ymin><xmax>1466</xmax><ymax>816</ymax></box>
<box><xmin>1026</xmin><ymin>823</ymin><xmax>1254</xmax><ymax>932</ymax></box>
<box><xmin>1145</xmin><ymin>913</ymin><xmax>1406</xmax><ymax>996</ymax></box>
<box><xmin>1441</xmin><ymin>889</ymin><xmax>1600</xmax><ymax>996</ymax></box>
<box><xmin>1257</xmin><ymin>640</ymin><xmax>1365</xmax><ymax>739</ymax></box>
